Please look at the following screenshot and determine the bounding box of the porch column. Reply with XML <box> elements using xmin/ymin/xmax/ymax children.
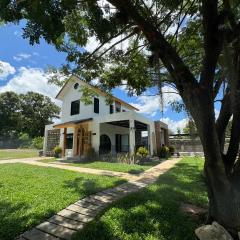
<box><xmin>63</xmin><ymin>128</ymin><xmax>67</xmax><ymax>157</ymax></box>
<box><xmin>129</xmin><ymin>119</ymin><xmax>135</xmax><ymax>155</ymax></box>
<box><xmin>73</xmin><ymin>127</ymin><xmax>78</xmax><ymax>157</ymax></box>
<box><xmin>148</xmin><ymin>124</ymin><xmax>154</xmax><ymax>156</ymax></box>
<box><xmin>43</xmin><ymin>127</ymin><xmax>48</xmax><ymax>155</ymax></box>
<box><xmin>92</xmin><ymin>122</ymin><xmax>100</xmax><ymax>154</ymax></box>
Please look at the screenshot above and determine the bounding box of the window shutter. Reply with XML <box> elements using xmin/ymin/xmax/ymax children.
<box><xmin>94</xmin><ymin>98</ymin><xmax>99</xmax><ymax>113</ymax></box>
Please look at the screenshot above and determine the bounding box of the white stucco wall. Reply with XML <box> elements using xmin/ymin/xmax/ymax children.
<box><xmin>60</xmin><ymin>80</ymin><xmax>134</xmax><ymax>123</ymax></box>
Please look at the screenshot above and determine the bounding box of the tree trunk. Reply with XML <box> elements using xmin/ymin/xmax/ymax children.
<box><xmin>187</xmin><ymin>91</ymin><xmax>240</xmax><ymax>236</ymax></box>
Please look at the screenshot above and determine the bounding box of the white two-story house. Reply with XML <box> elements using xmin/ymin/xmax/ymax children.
<box><xmin>43</xmin><ymin>76</ymin><xmax>169</xmax><ymax>159</ymax></box>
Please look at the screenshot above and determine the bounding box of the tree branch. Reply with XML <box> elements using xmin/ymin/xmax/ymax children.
<box><xmin>107</xmin><ymin>0</ymin><xmax>198</xmax><ymax>97</ymax></box>
<box><xmin>200</xmin><ymin>0</ymin><xmax>222</xmax><ymax>90</ymax></box>
<box><xmin>216</xmin><ymin>90</ymin><xmax>232</xmax><ymax>152</ymax></box>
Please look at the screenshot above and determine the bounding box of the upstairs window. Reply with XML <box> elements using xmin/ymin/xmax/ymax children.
<box><xmin>94</xmin><ymin>97</ymin><xmax>99</xmax><ymax>113</ymax></box>
<box><xmin>110</xmin><ymin>104</ymin><xmax>114</xmax><ymax>114</ymax></box>
<box><xmin>74</xmin><ymin>83</ymin><xmax>79</xmax><ymax>89</ymax></box>
<box><xmin>71</xmin><ymin>100</ymin><xmax>80</xmax><ymax>115</ymax></box>
<box><xmin>115</xmin><ymin>101</ymin><xmax>121</xmax><ymax>112</ymax></box>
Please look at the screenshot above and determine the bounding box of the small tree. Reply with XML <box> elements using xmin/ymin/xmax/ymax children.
<box><xmin>32</xmin><ymin>137</ymin><xmax>44</xmax><ymax>150</ymax></box>
<box><xmin>18</xmin><ymin>133</ymin><xmax>31</xmax><ymax>148</ymax></box>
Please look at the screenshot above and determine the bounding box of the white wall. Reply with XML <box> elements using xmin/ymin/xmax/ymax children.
<box><xmin>61</xmin><ymin>80</ymin><xmax>133</xmax><ymax>123</ymax></box>
<box><xmin>100</xmin><ymin>123</ymin><xmax>129</xmax><ymax>148</ymax></box>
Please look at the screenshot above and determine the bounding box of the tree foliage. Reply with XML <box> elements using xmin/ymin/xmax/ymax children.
<box><xmin>0</xmin><ymin>91</ymin><xmax>60</xmax><ymax>137</ymax></box>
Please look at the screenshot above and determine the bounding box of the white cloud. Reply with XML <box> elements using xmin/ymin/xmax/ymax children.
<box><xmin>13</xmin><ymin>53</ymin><xmax>31</xmax><ymax>62</ymax></box>
<box><xmin>161</xmin><ymin>117</ymin><xmax>188</xmax><ymax>133</ymax></box>
<box><xmin>0</xmin><ymin>67</ymin><xmax>61</xmax><ymax>105</ymax></box>
<box><xmin>131</xmin><ymin>95</ymin><xmax>161</xmax><ymax>117</ymax></box>
<box><xmin>130</xmin><ymin>86</ymin><xmax>181</xmax><ymax>117</ymax></box>
<box><xmin>0</xmin><ymin>60</ymin><xmax>16</xmax><ymax>80</ymax></box>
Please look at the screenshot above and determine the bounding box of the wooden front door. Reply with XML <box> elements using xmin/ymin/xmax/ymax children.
<box><xmin>77</xmin><ymin>127</ymin><xmax>85</xmax><ymax>156</ymax></box>
<box><xmin>76</xmin><ymin>127</ymin><xmax>92</xmax><ymax>156</ymax></box>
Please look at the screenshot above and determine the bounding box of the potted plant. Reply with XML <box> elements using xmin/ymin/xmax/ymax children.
<box><xmin>169</xmin><ymin>146</ymin><xmax>175</xmax><ymax>156</ymax></box>
<box><xmin>53</xmin><ymin>145</ymin><xmax>62</xmax><ymax>158</ymax></box>
<box><xmin>159</xmin><ymin>146</ymin><xmax>170</xmax><ymax>159</ymax></box>
<box><xmin>136</xmin><ymin>146</ymin><xmax>148</xmax><ymax>163</ymax></box>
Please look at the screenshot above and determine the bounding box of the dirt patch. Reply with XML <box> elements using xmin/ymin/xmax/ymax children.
<box><xmin>180</xmin><ymin>202</ymin><xmax>207</xmax><ymax>220</ymax></box>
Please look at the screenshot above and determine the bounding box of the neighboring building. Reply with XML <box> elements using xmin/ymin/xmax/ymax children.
<box><xmin>43</xmin><ymin>76</ymin><xmax>169</xmax><ymax>159</ymax></box>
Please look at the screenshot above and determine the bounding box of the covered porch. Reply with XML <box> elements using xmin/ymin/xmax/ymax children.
<box><xmin>53</xmin><ymin>118</ymin><xmax>93</xmax><ymax>158</ymax></box>
<box><xmin>93</xmin><ymin>111</ymin><xmax>156</xmax><ymax>156</ymax></box>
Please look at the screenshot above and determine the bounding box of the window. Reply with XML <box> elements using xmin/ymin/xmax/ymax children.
<box><xmin>66</xmin><ymin>134</ymin><xmax>73</xmax><ymax>149</ymax></box>
<box><xmin>110</xmin><ymin>104</ymin><xmax>114</xmax><ymax>114</ymax></box>
<box><xmin>74</xmin><ymin>83</ymin><xmax>79</xmax><ymax>89</ymax></box>
<box><xmin>71</xmin><ymin>100</ymin><xmax>80</xmax><ymax>115</ymax></box>
<box><xmin>115</xmin><ymin>101</ymin><xmax>121</xmax><ymax>112</ymax></box>
<box><xmin>94</xmin><ymin>98</ymin><xmax>99</xmax><ymax>113</ymax></box>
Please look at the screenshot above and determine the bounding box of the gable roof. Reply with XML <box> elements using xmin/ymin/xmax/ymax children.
<box><xmin>56</xmin><ymin>76</ymin><xmax>139</xmax><ymax>111</ymax></box>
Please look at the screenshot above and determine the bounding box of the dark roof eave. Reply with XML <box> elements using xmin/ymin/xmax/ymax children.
<box><xmin>53</xmin><ymin>118</ymin><xmax>93</xmax><ymax>128</ymax></box>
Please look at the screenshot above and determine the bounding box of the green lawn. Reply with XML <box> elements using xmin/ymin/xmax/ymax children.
<box><xmin>0</xmin><ymin>163</ymin><xmax>125</xmax><ymax>240</ymax></box>
<box><xmin>40</xmin><ymin>159</ymin><xmax>162</xmax><ymax>174</ymax></box>
<box><xmin>68</xmin><ymin>161</ymin><xmax>155</xmax><ymax>174</ymax></box>
<box><xmin>0</xmin><ymin>149</ymin><xmax>39</xmax><ymax>160</ymax></box>
<box><xmin>73</xmin><ymin>157</ymin><xmax>208</xmax><ymax>240</ymax></box>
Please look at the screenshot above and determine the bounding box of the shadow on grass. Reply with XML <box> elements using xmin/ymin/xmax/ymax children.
<box><xmin>0</xmin><ymin>200</ymin><xmax>56</xmax><ymax>240</ymax></box>
<box><xmin>0</xmin><ymin>176</ymin><xmax>125</xmax><ymax>240</ymax></box>
<box><xmin>72</xmin><ymin>159</ymin><xmax>208</xmax><ymax>240</ymax></box>
<box><xmin>63</xmin><ymin>177</ymin><xmax>126</xmax><ymax>196</ymax></box>
<box><xmin>127</xmin><ymin>169</ymin><xmax>145</xmax><ymax>174</ymax></box>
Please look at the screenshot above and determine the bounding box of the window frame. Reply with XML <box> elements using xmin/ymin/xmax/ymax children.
<box><xmin>110</xmin><ymin>104</ymin><xmax>114</xmax><ymax>114</ymax></box>
<box><xmin>94</xmin><ymin>97</ymin><xmax>99</xmax><ymax>114</ymax></box>
<box><xmin>66</xmin><ymin>133</ymin><xmax>73</xmax><ymax>149</ymax></box>
<box><xmin>115</xmin><ymin>101</ymin><xmax>121</xmax><ymax>112</ymax></box>
<box><xmin>70</xmin><ymin>100</ymin><xmax>80</xmax><ymax>115</ymax></box>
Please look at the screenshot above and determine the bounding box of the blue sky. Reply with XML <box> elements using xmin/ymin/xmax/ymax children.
<box><xmin>0</xmin><ymin>22</ymin><xmax>188</xmax><ymax>133</ymax></box>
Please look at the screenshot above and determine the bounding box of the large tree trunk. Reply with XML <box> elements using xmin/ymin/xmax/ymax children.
<box><xmin>107</xmin><ymin>0</ymin><xmax>240</xmax><ymax>235</ymax></box>
<box><xmin>188</xmin><ymin>91</ymin><xmax>240</xmax><ymax>236</ymax></box>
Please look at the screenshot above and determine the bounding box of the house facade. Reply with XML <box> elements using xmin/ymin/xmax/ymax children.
<box><xmin>43</xmin><ymin>76</ymin><xmax>169</xmax><ymax>158</ymax></box>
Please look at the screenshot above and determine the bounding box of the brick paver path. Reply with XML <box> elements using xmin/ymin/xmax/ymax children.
<box><xmin>0</xmin><ymin>158</ymin><xmax>138</xmax><ymax>181</ymax></box>
<box><xmin>0</xmin><ymin>157</ymin><xmax>53</xmax><ymax>164</ymax></box>
<box><xmin>17</xmin><ymin>158</ymin><xmax>180</xmax><ymax>240</ymax></box>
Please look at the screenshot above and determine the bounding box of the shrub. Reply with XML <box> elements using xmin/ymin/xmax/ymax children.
<box><xmin>53</xmin><ymin>146</ymin><xmax>62</xmax><ymax>157</ymax></box>
<box><xmin>169</xmin><ymin>146</ymin><xmax>175</xmax><ymax>155</ymax></box>
<box><xmin>136</xmin><ymin>147</ymin><xmax>148</xmax><ymax>158</ymax></box>
<box><xmin>18</xmin><ymin>133</ymin><xmax>31</xmax><ymax>148</ymax></box>
<box><xmin>85</xmin><ymin>147</ymin><xmax>97</xmax><ymax>161</ymax></box>
<box><xmin>159</xmin><ymin>146</ymin><xmax>170</xmax><ymax>158</ymax></box>
<box><xmin>32</xmin><ymin>136</ymin><xmax>44</xmax><ymax>150</ymax></box>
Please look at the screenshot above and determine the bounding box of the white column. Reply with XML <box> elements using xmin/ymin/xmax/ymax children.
<box><xmin>147</xmin><ymin>125</ymin><xmax>151</xmax><ymax>154</ymax></box>
<box><xmin>148</xmin><ymin>124</ymin><xmax>155</xmax><ymax>156</ymax></box>
<box><xmin>92</xmin><ymin>122</ymin><xmax>100</xmax><ymax>154</ymax></box>
<box><xmin>43</xmin><ymin>127</ymin><xmax>48</xmax><ymax>155</ymax></box>
<box><xmin>129</xmin><ymin>119</ymin><xmax>135</xmax><ymax>155</ymax></box>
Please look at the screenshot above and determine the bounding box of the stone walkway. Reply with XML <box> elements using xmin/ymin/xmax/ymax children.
<box><xmin>0</xmin><ymin>157</ymin><xmax>52</xmax><ymax>164</ymax></box>
<box><xmin>0</xmin><ymin>158</ymin><xmax>138</xmax><ymax>181</ymax></box>
<box><xmin>17</xmin><ymin>158</ymin><xmax>180</xmax><ymax>240</ymax></box>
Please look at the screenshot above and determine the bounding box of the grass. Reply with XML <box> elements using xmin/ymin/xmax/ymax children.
<box><xmin>0</xmin><ymin>149</ymin><xmax>39</xmax><ymax>160</ymax></box>
<box><xmin>0</xmin><ymin>163</ymin><xmax>125</xmax><ymax>240</ymax></box>
<box><xmin>73</xmin><ymin>157</ymin><xmax>208</xmax><ymax>240</ymax></box>
<box><xmin>39</xmin><ymin>158</ymin><xmax>162</xmax><ymax>174</ymax></box>
<box><xmin>68</xmin><ymin>161</ymin><xmax>155</xmax><ymax>174</ymax></box>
